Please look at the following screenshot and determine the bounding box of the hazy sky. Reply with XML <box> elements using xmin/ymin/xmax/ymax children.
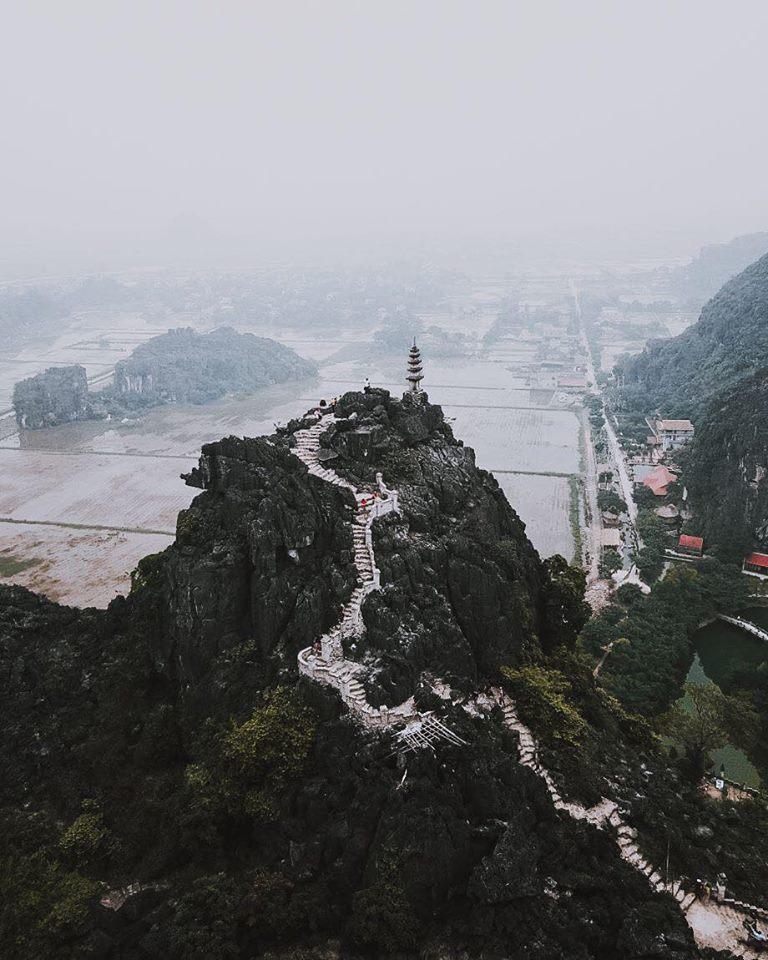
<box><xmin>2</xmin><ymin>0</ymin><xmax>768</xmax><ymax>270</ymax></box>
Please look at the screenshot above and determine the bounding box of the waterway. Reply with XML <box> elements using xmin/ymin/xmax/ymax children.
<box><xmin>684</xmin><ymin>609</ymin><xmax>768</xmax><ymax>789</ymax></box>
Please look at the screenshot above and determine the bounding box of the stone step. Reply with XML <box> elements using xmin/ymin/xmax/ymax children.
<box><xmin>680</xmin><ymin>892</ymin><xmax>696</xmax><ymax>911</ymax></box>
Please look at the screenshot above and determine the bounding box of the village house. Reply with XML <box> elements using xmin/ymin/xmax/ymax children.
<box><xmin>646</xmin><ymin>417</ymin><xmax>695</xmax><ymax>451</ymax></box>
<box><xmin>641</xmin><ymin>464</ymin><xmax>678</xmax><ymax>497</ymax></box>
<box><xmin>678</xmin><ymin>534</ymin><xmax>704</xmax><ymax>557</ymax></box>
<box><xmin>557</xmin><ymin>374</ymin><xmax>588</xmax><ymax>391</ymax></box>
<box><xmin>743</xmin><ymin>552</ymin><xmax>768</xmax><ymax>578</ymax></box>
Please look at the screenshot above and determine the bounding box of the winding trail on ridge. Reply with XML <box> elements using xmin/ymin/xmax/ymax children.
<box><xmin>289</xmin><ymin>407</ymin><xmax>764</xmax><ymax>958</ymax></box>
<box><xmin>293</xmin><ymin>412</ymin><xmax>416</xmax><ymax>727</ymax></box>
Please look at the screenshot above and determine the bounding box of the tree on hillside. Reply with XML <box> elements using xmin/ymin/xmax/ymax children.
<box><xmin>663</xmin><ymin>682</ymin><xmax>758</xmax><ymax>779</ymax></box>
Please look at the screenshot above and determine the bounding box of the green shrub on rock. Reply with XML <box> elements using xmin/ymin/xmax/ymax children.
<box><xmin>501</xmin><ymin>664</ymin><xmax>587</xmax><ymax>746</ymax></box>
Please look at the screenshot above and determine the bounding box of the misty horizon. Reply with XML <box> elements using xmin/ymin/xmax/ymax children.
<box><xmin>2</xmin><ymin>0</ymin><xmax>768</xmax><ymax>275</ymax></box>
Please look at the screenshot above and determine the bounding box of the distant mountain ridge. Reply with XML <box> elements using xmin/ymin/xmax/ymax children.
<box><xmin>616</xmin><ymin>249</ymin><xmax>768</xmax><ymax>418</ymax></box>
<box><xmin>663</xmin><ymin>231</ymin><xmax>768</xmax><ymax>304</ymax></box>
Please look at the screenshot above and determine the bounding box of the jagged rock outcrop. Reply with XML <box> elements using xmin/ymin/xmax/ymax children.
<box><xmin>310</xmin><ymin>389</ymin><xmax>577</xmax><ymax>704</ymax></box>
<box><xmin>162</xmin><ymin>434</ymin><xmax>356</xmax><ymax>690</ymax></box>
<box><xmin>13</xmin><ymin>364</ymin><xmax>96</xmax><ymax>429</ymax></box>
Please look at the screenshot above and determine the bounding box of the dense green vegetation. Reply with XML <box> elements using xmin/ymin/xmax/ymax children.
<box><xmin>580</xmin><ymin>559</ymin><xmax>750</xmax><ymax>716</ymax></box>
<box><xmin>108</xmin><ymin>326</ymin><xmax>317</xmax><ymax>410</ymax></box>
<box><xmin>609</xmin><ymin>250</ymin><xmax>768</xmax><ymax>563</ymax></box>
<box><xmin>662</xmin><ymin>682</ymin><xmax>758</xmax><ymax>779</ymax></box>
<box><xmin>501</xmin><ymin>664</ymin><xmax>587</xmax><ymax>747</ymax></box>
<box><xmin>634</xmin><ymin>508</ymin><xmax>666</xmax><ymax>584</ymax></box>
<box><xmin>597</xmin><ymin>489</ymin><xmax>626</xmax><ymax>515</ymax></box>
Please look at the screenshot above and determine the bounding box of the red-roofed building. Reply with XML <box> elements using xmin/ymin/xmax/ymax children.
<box><xmin>641</xmin><ymin>465</ymin><xmax>678</xmax><ymax>497</ymax></box>
<box><xmin>743</xmin><ymin>552</ymin><xmax>768</xmax><ymax>576</ymax></box>
<box><xmin>678</xmin><ymin>534</ymin><xmax>703</xmax><ymax>557</ymax></box>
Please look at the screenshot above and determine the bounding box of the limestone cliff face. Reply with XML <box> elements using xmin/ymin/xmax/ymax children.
<box><xmin>133</xmin><ymin>388</ymin><xmax>587</xmax><ymax>713</ymax></box>
<box><xmin>142</xmin><ymin>433</ymin><xmax>357</xmax><ymax>694</ymax></box>
<box><xmin>685</xmin><ymin>367</ymin><xmax>768</xmax><ymax>554</ymax></box>
<box><xmin>12</xmin><ymin>364</ymin><xmax>96</xmax><ymax>429</ymax></box>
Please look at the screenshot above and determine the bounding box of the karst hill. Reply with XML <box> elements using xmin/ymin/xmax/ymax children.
<box><xmin>0</xmin><ymin>386</ymin><xmax>704</xmax><ymax>960</ymax></box>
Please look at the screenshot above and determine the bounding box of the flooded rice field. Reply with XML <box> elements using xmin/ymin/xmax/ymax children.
<box><xmin>0</xmin><ymin>448</ymin><xmax>193</xmax><ymax>531</ymax></box>
<box><xmin>495</xmin><ymin>474</ymin><xmax>575</xmax><ymax>561</ymax></box>
<box><xmin>449</xmin><ymin>406</ymin><xmax>580</xmax><ymax>474</ymax></box>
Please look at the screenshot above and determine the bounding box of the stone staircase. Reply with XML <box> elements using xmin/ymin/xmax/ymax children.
<box><xmin>292</xmin><ymin>412</ymin><xmax>415</xmax><ymax>728</ymax></box>
<box><xmin>483</xmin><ymin>688</ymin><xmax>700</xmax><ymax>908</ymax></box>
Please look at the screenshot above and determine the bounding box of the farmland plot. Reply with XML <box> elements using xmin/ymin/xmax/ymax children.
<box><xmin>0</xmin><ymin>449</ymin><xmax>194</xmax><ymax>531</ymax></box>
<box><xmin>495</xmin><ymin>474</ymin><xmax>574</xmax><ymax>560</ymax></box>
<box><xmin>447</xmin><ymin>406</ymin><xmax>581</xmax><ymax>474</ymax></box>
<box><xmin>0</xmin><ymin>522</ymin><xmax>174</xmax><ymax>608</ymax></box>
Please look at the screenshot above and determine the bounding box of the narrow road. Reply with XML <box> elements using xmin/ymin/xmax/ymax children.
<box><xmin>571</xmin><ymin>282</ymin><xmax>602</xmax><ymax>581</ymax></box>
<box><xmin>603</xmin><ymin>416</ymin><xmax>638</xmax><ymax>524</ymax></box>
<box><xmin>580</xmin><ymin>408</ymin><xmax>601</xmax><ymax>580</ymax></box>
<box><xmin>571</xmin><ymin>280</ymin><xmax>639</xmax><ymax>561</ymax></box>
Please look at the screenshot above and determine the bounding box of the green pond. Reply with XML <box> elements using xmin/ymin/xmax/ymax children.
<box><xmin>684</xmin><ymin>608</ymin><xmax>768</xmax><ymax>788</ymax></box>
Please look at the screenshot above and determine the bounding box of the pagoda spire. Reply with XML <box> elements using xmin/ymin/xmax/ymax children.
<box><xmin>406</xmin><ymin>338</ymin><xmax>424</xmax><ymax>394</ymax></box>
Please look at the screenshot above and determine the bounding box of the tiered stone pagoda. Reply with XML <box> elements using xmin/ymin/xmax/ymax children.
<box><xmin>406</xmin><ymin>339</ymin><xmax>424</xmax><ymax>394</ymax></box>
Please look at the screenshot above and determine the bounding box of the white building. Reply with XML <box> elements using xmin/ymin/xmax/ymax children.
<box><xmin>647</xmin><ymin>417</ymin><xmax>695</xmax><ymax>451</ymax></box>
